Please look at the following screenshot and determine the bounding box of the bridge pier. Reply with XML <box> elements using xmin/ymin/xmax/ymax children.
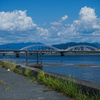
<box><xmin>16</xmin><ymin>53</ymin><xmax>19</xmax><ymax>57</ymax></box>
<box><xmin>3</xmin><ymin>53</ymin><xmax>5</xmax><ymax>56</ymax></box>
<box><xmin>60</xmin><ymin>52</ymin><xmax>64</xmax><ymax>56</ymax></box>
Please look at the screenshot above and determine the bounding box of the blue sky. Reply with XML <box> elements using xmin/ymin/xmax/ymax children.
<box><xmin>0</xmin><ymin>0</ymin><xmax>100</xmax><ymax>45</ymax></box>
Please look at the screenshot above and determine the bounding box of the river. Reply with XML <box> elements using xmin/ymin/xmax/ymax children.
<box><xmin>0</xmin><ymin>54</ymin><xmax>100</xmax><ymax>84</ymax></box>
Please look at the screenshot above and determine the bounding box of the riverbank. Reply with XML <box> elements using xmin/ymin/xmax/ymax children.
<box><xmin>42</xmin><ymin>63</ymin><xmax>100</xmax><ymax>67</ymax></box>
<box><xmin>0</xmin><ymin>61</ymin><xmax>100</xmax><ymax>100</ymax></box>
<box><xmin>43</xmin><ymin>52</ymin><xmax>100</xmax><ymax>55</ymax></box>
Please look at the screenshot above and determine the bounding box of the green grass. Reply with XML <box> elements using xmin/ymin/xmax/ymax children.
<box><xmin>43</xmin><ymin>89</ymin><xmax>52</xmax><ymax>92</ymax></box>
<box><xmin>0</xmin><ymin>80</ymin><xmax>6</xmax><ymax>84</ymax></box>
<box><xmin>0</xmin><ymin>60</ymin><xmax>16</xmax><ymax>72</ymax></box>
<box><xmin>4</xmin><ymin>87</ymin><xmax>11</xmax><ymax>90</ymax></box>
<box><xmin>29</xmin><ymin>77</ymin><xmax>36</xmax><ymax>82</ymax></box>
<box><xmin>24</xmin><ymin>69</ymin><xmax>33</xmax><ymax>79</ymax></box>
<box><xmin>37</xmin><ymin>71</ymin><xmax>100</xmax><ymax>100</ymax></box>
<box><xmin>14</xmin><ymin>68</ymin><xmax>23</xmax><ymax>74</ymax></box>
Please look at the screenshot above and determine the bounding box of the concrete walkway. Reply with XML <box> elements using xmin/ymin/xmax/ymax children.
<box><xmin>0</xmin><ymin>68</ymin><xmax>72</xmax><ymax>100</ymax></box>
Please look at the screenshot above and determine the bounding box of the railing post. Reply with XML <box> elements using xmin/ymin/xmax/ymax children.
<box><xmin>26</xmin><ymin>50</ymin><xmax>28</xmax><ymax>66</ymax></box>
<box><xmin>40</xmin><ymin>51</ymin><xmax>42</xmax><ymax>64</ymax></box>
<box><xmin>37</xmin><ymin>51</ymin><xmax>38</xmax><ymax>64</ymax></box>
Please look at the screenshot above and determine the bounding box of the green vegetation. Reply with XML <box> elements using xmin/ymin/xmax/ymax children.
<box><xmin>0</xmin><ymin>80</ymin><xmax>6</xmax><ymax>84</ymax></box>
<box><xmin>0</xmin><ymin>61</ymin><xmax>100</xmax><ymax>100</ymax></box>
<box><xmin>37</xmin><ymin>71</ymin><xmax>100</xmax><ymax>100</ymax></box>
<box><xmin>4</xmin><ymin>87</ymin><xmax>11</xmax><ymax>90</ymax></box>
<box><xmin>29</xmin><ymin>77</ymin><xmax>36</xmax><ymax>83</ymax></box>
<box><xmin>14</xmin><ymin>68</ymin><xmax>23</xmax><ymax>74</ymax></box>
<box><xmin>43</xmin><ymin>89</ymin><xmax>52</xmax><ymax>92</ymax></box>
<box><xmin>24</xmin><ymin>69</ymin><xmax>32</xmax><ymax>78</ymax></box>
<box><xmin>0</xmin><ymin>61</ymin><xmax>16</xmax><ymax>72</ymax></box>
<box><xmin>24</xmin><ymin>69</ymin><xmax>36</xmax><ymax>82</ymax></box>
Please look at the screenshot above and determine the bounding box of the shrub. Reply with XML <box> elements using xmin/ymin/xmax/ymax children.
<box><xmin>37</xmin><ymin>71</ymin><xmax>45</xmax><ymax>83</ymax></box>
<box><xmin>44</xmin><ymin>76</ymin><xmax>54</xmax><ymax>88</ymax></box>
<box><xmin>14</xmin><ymin>68</ymin><xmax>23</xmax><ymax>74</ymax></box>
<box><xmin>29</xmin><ymin>77</ymin><xmax>36</xmax><ymax>82</ymax></box>
<box><xmin>24</xmin><ymin>69</ymin><xmax>33</xmax><ymax>79</ymax></box>
<box><xmin>52</xmin><ymin>78</ymin><xmax>63</xmax><ymax>92</ymax></box>
<box><xmin>0</xmin><ymin>61</ymin><xmax>16</xmax><ymax>72</ymax></box>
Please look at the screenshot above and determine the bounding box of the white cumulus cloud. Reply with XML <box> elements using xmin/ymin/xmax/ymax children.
<box><xmin>72</xmin><ymin>6</ymin><xmax>100</xmax><ymax>35</ymax></box>
<box><xmin>49</xmin><ymin>6</ymin><xmax>100</xmax><ymax>43</ymax></box>
<box><xmin>0</xmin><ymin>10</ymin><xmax>49</xmax><ymax>44</ymax></box>
<box><xmin>79</xmin><ymin>6</ymin><xmax>97</xmax><ymax>21</ymax></box>
<box><xmin>50</xmin><ymin>15</ymin><xmax>68</xmax><ymax>26</ymax></box>
<box><xmin>0</xmin><ymin>10</ymin><xmax>37</xmax><ymax>31</ymax></box>
<box><xmin>60</xmin><ymin>15</ymin><xmax>68</xmax><ymax>22</ymax></box>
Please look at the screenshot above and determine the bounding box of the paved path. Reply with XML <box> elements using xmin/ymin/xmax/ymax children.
<box><xmin>0</xmin><ymin>68</ymin><xmax>72</xmax><ymax>100</ymax></box>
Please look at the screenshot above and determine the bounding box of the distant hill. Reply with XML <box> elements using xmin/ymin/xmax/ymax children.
<box><xmin>52</xmin><ymin>42</ymin><xmax>99</xmax><ymax>49</ymax></box>
<box><xmin>0</xmin><ymin>42</ymin><xmax>100</xmax><ymax>50</ymax></box>
<box><xmin>0</xmin><ymin>42</ymin><xmax>43</xmax><ymax>49</ymax></box>
<box><xmin>93</xmin><ymin>42</ymin><xmax>100</xmax><ymax>47</ymax></box>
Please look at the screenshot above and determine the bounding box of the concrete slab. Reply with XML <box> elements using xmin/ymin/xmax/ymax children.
<box><xmin>0</xmin><ymin>68</ymin><xmax>72</xmax><ymax>100</ymax></box>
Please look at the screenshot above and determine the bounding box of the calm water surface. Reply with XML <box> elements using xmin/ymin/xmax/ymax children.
<box><xmin>0</xmin><ymin>55</ymin><xmax>100</xmax><ymax>83</ymax></box>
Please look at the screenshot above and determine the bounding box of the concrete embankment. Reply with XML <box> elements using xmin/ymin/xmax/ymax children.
<box><xmin>17</xmin><ymin>64</ymin><xmax>100</xmax><ymax>95</ymax></box>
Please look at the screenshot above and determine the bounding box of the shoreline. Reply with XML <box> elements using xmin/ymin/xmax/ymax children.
<box><xmin>43</xmin><ymin>53</ymin><xmax>100</xmax><ymax>55</ymax></box>
<box><xmin>42</xmin><ymin>63</ymin><xmax>100</xmax><ymax>67</ymax></box>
